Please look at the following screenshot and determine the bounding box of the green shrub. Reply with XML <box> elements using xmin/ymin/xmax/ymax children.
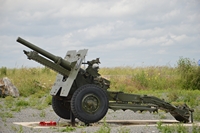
<box><xmin>28</xmin><ymin>95</ymin><xmax>51</xmax><ymax>110</ymax></box>
<box><xmin>192</xmin><ymin>123</ymin><xmax>200</xmax><ymax>133</ymax></box>
<box><xmin>0</xmin><ymin>67</ymin><xmax>7</xmax><ymax>76</ymax></box>
<box><xmin>16</xmin><ymin>100</ymin><xmax>29</xmax><ymax>107</ymax></box>
<box><xmin>7</xmin><ymin>67</ymin><xmax>56</xmax><ymax>97</ymax></box>
<box><xmin>177</xmin><ymin>57</ymin><xmax>200</xmax><ymax>90</ymax></box>
<box><xmin>39</xmin><ymin>110</ymin><xmax>46</xmax><ymax>117</ymax></box>
<box><xmin>117</xmin><ymin>126</ymin><xmax>130</xmax><ymax>133</ymax></box>
<box><xmin>4</xmin><ymin>96</ymin><xmax>15</xmax><ymax>108</ymax></box>
<box><xmin>95</xmin><ymin>118</ymin><xmax>111</xmax><ymax>133</ymax></box>
<box><xmin>60</xmin><ymin>126</ymin><xmax>76</xmax><ymax>132</ymax></box>
<box><xmin>157</xmin><ymin>122</ymin><xmax>189</xmax><ymax>133</ymax></box>
<box><xmin>44</xmin><ymin>95</ymin><xmax>52</xmax><ymax>105</ymax></box>
<box><xmin>193</xmin><ymin>108</ymin><xmax>200</xmax><ymax>121</ymax></box>
<box><xmin>135</xmin><ymin>70</ymin><xmax>148</xmax><ymax>88</ymax></box>
<box><xmin>0</xmin><ymin>112</ymin><xmax>13</xmax><ymax>118</ymax></box>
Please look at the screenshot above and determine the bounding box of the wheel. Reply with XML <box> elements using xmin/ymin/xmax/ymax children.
<box><xmin>52</xmin><ymin>96</ymin><xmax>71</xmax><ymax>119</ymax></box>
<box><xmin>71</xmin><ymin>84</ymin><xmax>109</xmax><ymax>124</ymax></box>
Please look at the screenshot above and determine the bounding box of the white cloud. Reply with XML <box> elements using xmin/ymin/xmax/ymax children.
<box><xmin>157</xmin><ymin>49</ymin><xmax>167</xmax><ymax>54</ymax></box>
<box><xmin>0</xmin><ymin>0</ymin><xmax>199</xmax><ymax>68</ymax></box>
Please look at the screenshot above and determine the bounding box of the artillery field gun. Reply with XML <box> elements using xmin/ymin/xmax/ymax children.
<box><xmin>16</xmin><ymin>37</ymin><xmax>193</xmax><ymax>124</ymax></box>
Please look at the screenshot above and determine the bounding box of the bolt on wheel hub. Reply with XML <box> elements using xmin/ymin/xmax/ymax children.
<box><xmin>82</xmin><ymin>94</ymin><xmax>100</xmax><ymax>114</ymax></box>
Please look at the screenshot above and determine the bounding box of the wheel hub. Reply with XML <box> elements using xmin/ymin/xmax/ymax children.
<box><xmin>82</xmin><ymin>94</ymin><xmax>100</xmax><ymax>114</ymax></box>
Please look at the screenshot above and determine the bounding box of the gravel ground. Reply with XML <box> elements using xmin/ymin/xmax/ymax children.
<box><xmin>0</xmin><ymin>105</ymin><xmax>185</xmax><ymax>133</ymax></box>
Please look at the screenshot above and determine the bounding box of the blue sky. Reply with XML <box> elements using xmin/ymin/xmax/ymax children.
<box><xmin>0</xmin><ymin>0</ymin><xmax>200</xmax><ymax>68</ymax></box>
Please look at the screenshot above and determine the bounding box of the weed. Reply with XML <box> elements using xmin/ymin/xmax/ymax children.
<box><xmin>32</xmin><ymin>113</ymin><xmax>35</xmax><ymax>117</ymax></box>
<box><xmin>6</xmin><ymin>112</ymin><xmax>13</xmax><ymax>118</ymax></box>
<box><xmin>157</xmin><ymin>121</ymin><xmax>162</xmax><ymax>130</ymax></box>
<box><xmin>44</xmin><ymin>95</ymin><xmax>52</xmax><ymax>105</ymax></box>
<box><xmin>11</xmin><ymin>125</ymin><xmax>18</xmax><ymax>132</ymax></box>
<box><xmin>60</xmin><ymin>126</ymin><xmax>76</xmax><ymax>132</ymax></box>
<box><xmin>11</xmin><ymin>106</ymin><xmax>21</xmax><ymax>112</ymax></box>
<box><xmin>193</xmin><ymin>108</ymin><xmax>200</xmax><ymax>121</ymax></box>
<box><xmin>9</xmin><ymin>125</ymin><xmax>23</xmax><ymax>133</ymax></box>
<box><xmin>35</xmin><ymin>103</ymin><xmax>48</xmax><ymax>110</ymax></box>
<box><xmin>0</xmin><ymin>103</ymin><xmax>3</xmax><ymax>110</ymax></box>
<box><xmin>16</xmin><ymin>100</ymin><xmax>29</xmax><ymax>107</ymax></box>
<box><xmin>176</xmin><ymin>123</ymin><xmax>187</xmax><ymax>133</ymax></box>
<box><xmin>80</xmin><ymin>130</ymin><xmax>87</xmax><ymax>133</ymax></box>
<box><xmin>39</xmin><ymin>110</ymin><xmax>46</xmax><ymax>117</ymax></box>
<box><xmin>28</xmin><ymin>96</ymin><xmax>39</xmax><ymax>107</ymax></box>
<box><xmin>95</xmin><ymin>118</ymin><xmax>111</xmax><ymax>133</ymax></box>
<box><xmin>158</xmin><ymin>113</ymin><xmax>167</xmax><ymax>119</ymax></box>
<box><xmin>37</xmin><ymin>129</ymin><xmax>42</xmax><ymax>132</ymax></box>
<box><xmin>192</xmin><ymin>123</ymin><xmax>200</xmax><ymax>133</ymax></box>
<box><xmin>177</xmin><ymin>57</ymin><xmax>200</xmax><ymax>90</ymax></box>
<box><xmin>167</xmin><ymin>90</ymin><xmax>179</xmax><ymax>102</ymax></box>
<box><xmin>157</xmin><ymin>121</ymin><xmax>175</xmax><ymax>133</ymax></box>
<box><xmin>2</xmin><ymin>117</ymin><xmax>7</xmax><ymax>122</ymax></box>
<box><xmin>17</xmin><ymin>125</ymin><xmax>23</xmax><ymax>133</ymax></box>
<box><xmin>135</xmin><ymin>70</ymin><xmax>148</xmax><ymax>88</ymax></box>
<box><xmin>4</xmin><ymin>67</ymin><xmax>56</xmax><ymax>97</ymax></box>
<box><xmin>5</xmin><ymin>96</ymin><xmax>15</xmax><ymax>108</ymax></box>
<box><xmin>28</xmin><ymin>94</ymin><xmax>51</xmax><ymax>110</ymax></box>
<box><xmin>156</xmin><ymin>121</ymin><xmax>197</xmax><ymax>133</ymax></box>
<box><xmin>0</xmin><ymin>112</ymin><xmax>13</xmax><ymax>118</ymax></box>
<box><xmin>117</xmin><ymin>126</ymin><xmax>130</xmax><ymax>133</ymax></box>
<box><xmin>0</xmin><ymin>67</ymin><xmax>7</xmax><ymax>76</ymax></box>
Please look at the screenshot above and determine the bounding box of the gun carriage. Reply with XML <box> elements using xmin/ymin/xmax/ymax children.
<box><xmin>16</xmin><ymin>37</ymin><xmax>193</xmax><ymax>124</ymax></box>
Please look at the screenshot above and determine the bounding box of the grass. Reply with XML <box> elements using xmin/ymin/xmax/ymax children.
<box><xmin>39</xmin><ymin>110</ymin><xmax>46</xmax><ymax>117</ymax></box>
<box><xmin>100</xmin><ymin>66</ymin><xmax>180</xmax><ymax>92</ymax></box>
<box><xmin>117</xmin><ymin>126</ymin><xmax>130</xmax><ymax>133</ymax></box>
<box><xmin>95</xmin><ymin>118</ymin><xmax>111</xmax><ymax>133</ymax></box>
<box><xmin>59</xmin><ymin>126</ymin><xmax>76</xmax><ymax>132</ymax></box>
<box><xmin>0</xmin><ymin>67</ymin><xmax>55</xmax><ymax>114</ymax></box>
<box><xmin>0</xmin><ymin>67</ymin><xmax>56</xmax><ymax>97</ymax></box>
<box><xmin>0</xmin><ymin>112</ymin><xmax>13</xmax><ymax>118</ymax></box>
<box><xmin>157</xmin><ymin>121</ymin><xmax>200</xmax><ymax>133</ymax></box>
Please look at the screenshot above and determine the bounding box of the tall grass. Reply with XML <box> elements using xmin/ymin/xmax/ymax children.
<box><xmin>100</xmin><ymin>66</ymin><xmax>180</xmax><ymax>92</ymax></box>
<box><xmin>1</xmin><ymin>57</ymin><xmax>198</xmax><ymax>95</ymax></box>
<box><xmin>0</xmin><ymin>67</ymin><xmax>56</xmax><ymax>97</ymax></box>
<box><xmin>0</xmin><ymin>58</ymin><xmax>199</xmax><ymax>97</ymax></box>
<box><xmin>100</xmin><ymin>58</ymin><xmax>200</xmax><ymax>92</ymax></box>
<box><xmin>177</xmin><ymin>57</ymin><xmax>200</xmax><ymax>90</ymax></box>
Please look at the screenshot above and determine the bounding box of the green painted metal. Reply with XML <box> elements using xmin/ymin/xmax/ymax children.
<box><xmin>17</xmin><ymin>37</ymin><xmax>73</xmax><ymax>71</ymax></box>
<box><xmin>82</xmin><ymin>94</ymin><xmax>100</xmax><ymax>114</ymax></box>
<box><xmin>16</xmin><ymin>37</ymin><xmax>193</xmax><ymax>124</ymax></box>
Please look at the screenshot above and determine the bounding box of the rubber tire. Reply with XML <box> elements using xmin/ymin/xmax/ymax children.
<box><xmin>52</xmin><ymin>96</ymin><xmax>70</xmax><ymax>119</ymax></box>
<box><xmin>71</xmin><ymin>84</ymin><xmax>109</xmax><ymax>124</ymax></box>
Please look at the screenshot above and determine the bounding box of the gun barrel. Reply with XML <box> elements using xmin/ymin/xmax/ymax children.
<box><xmin>16</xmin><ymin>37</ymin><xmax>72</xmax><ymax>71</ymax></box>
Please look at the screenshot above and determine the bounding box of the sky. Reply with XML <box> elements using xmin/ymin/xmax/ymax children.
<box><xmin>0</xmin><ymin>0</ymin><xmax>200</xmax><ymax>68</ymax></box>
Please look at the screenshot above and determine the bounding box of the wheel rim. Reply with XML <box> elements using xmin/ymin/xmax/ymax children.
<box><xmin>82</xmin><ymin>94</ymin><xmax>100</xmax><ymax>114</ymax></box>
